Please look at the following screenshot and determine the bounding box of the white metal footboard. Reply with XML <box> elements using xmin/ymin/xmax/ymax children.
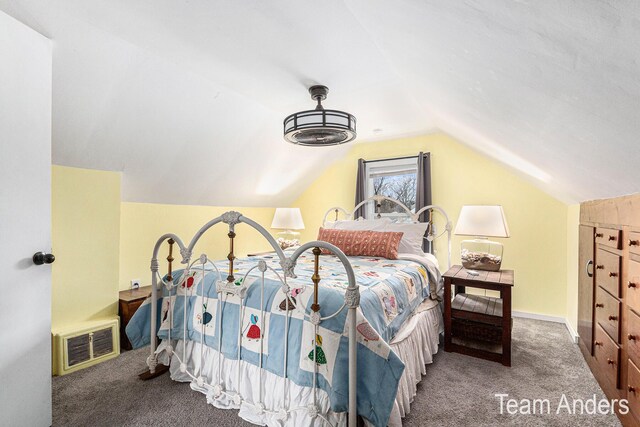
<box><xmin>146</xmin><ymin>211</ymin><xmax>359</xmax><ymax>426</ymax></box>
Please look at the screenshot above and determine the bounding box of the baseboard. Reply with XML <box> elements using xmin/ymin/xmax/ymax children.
<box><xmin>512</xmin><ymin>311</ymin><xmax>579</xmax><ymax>344</ymax></box>
<box><xmin>512</xmin><ymin>311</ymin><xmax>565</xmax><ymax>323</ymax></box>
<box><xmin>564</xmin><ymin>320</ymin><xmax>580</xmax><ymax>344</ymax></box>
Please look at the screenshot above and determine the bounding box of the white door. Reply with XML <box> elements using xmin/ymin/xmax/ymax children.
<box><xmin>0</xmin><ymin>11</ymin><xmax>53</xmax><ymax>427</ymax></box>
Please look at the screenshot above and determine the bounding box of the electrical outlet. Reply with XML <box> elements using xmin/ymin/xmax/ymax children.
<box><xmin>131</xmin><ymin>279</ymin><xmax>141</xmax><ymax>290</ymax></box>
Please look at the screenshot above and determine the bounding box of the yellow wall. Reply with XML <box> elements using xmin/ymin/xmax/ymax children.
<box><xmin>51</xmin><ymin>166</ymin><xmax>277</xmax><ymax>331</ymax></box>
<box><xmin>52</xmin><ymin>133</ymin><xmax>580</xmax><ymax>327</ymax></box>
<box><xmin>119</xmin><ymin>203</ymin><xmax>276</xmax><ymax>290</ymax></box>
<box><xmin>566</xmin><ymin>204</ymin><xmax>581</xmax><ymax>334</ymax></box>
<box><xmin>51</xmin><ymin>166</ymin><xmax>121</xmax><ymax>330</ymax></box>
<box><xmin>292</xmin><ymin>133</ymin><xmax>570</xmax><ymax>318</ymax></box>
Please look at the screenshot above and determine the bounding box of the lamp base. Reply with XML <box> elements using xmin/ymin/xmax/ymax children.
<box><xmin>276</xmin><ymin>230</ymin><xmax>300</xmax><ymax>250</ymax></box>
<box><xmin>460</xmin><ymin>238</ymin><xmax>503</xmax><ymax>272</ymax></box>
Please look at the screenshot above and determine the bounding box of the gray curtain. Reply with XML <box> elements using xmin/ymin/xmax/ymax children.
<box><xmin>354</xmin><ymin>158</ymin><xmax>366</xmax><ymax>219</ymax></box>
<box><xmin>415</xmin><ymin>152</ymin><xmax>432</xmax><ymax>252</ymax></box>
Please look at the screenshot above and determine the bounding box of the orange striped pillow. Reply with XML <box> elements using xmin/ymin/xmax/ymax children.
<box><xmin>317</xmin><ymin>228</ymin><xmax>404</xmax><ymax>259</ymax></box>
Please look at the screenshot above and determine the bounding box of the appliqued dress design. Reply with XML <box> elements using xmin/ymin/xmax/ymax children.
<box><xmin>356</xmin><ymin>322</ymin><xmax>379</xmax><ymax>342</ymax></box>
<box><xmin>182</xmin><ymin>272</ymin><xmax>196</xmax><ymax>289</ymax></box>
<box><xmin>279</xmin><ymin>287</ymin><xmax>304</xmax><ymax>311</ymax></box>
<box><xmin>245</xmin><ymin>314</ymin><xmax>261</xmax><ymax>340</ymax></box>
<box><xmin>197</xmin><ymin>303</ymin><xmax>213</xmax><ymax>325</ymax></box>
<box><xmin>308</xmin><ymin>334</ymin><xmax>327</xmax><ymax>365</ymax></box>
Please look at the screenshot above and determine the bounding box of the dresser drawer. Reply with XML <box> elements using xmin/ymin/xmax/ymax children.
<box><xmin>596</xmin><ymin>227</ymin><xmax>621</xmax><ymax>250</ymax></box>
<box><xmin>628</xmin><ymin>259</ymin><xmax>640</xmax><ymax>313</ymax></box>
<box><xmin>595</xmin><ymin>286</ymin><xmax>621</xmax><ymax>342</ymax></box>
<box><xmin>595</xmin><ymin>249</ymin><xmax>621</xmax><ymax>297</ymax></box>
<box><xmin>629</xmin><ymin>231</ymin><xmax>640</xmax><ymax>256</ymax></box>
<box><xmin>627</xmin><ymin>359</ymin><xmax>640</xmax><ymax>420</ymax></box>
<box><xmin>594</xmin><ymin>323</ymin><xmax>620</xmax><ymax>388</ymax></box>
<box><xmin>628</xmin><ymin>309</ymin><xmax>640</xmax><ymax>367</ymax></box>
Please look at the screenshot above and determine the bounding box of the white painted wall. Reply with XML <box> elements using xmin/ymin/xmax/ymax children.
<box><xmin>1</xmin><ymin>1</ymin><xmax>638</xmax><ymax>207</ymax></box>
<box><xmin>0</xmin><ymin>11</ymin><xmax>52</xmax><ymax>426</ymax></box>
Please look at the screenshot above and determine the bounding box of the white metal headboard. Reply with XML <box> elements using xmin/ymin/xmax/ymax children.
<box><xmin>322</xmin><ymin>195</ymin><xmax>453</xmax><ymax>269</ymax></box>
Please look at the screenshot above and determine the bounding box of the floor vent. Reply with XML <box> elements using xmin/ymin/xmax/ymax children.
<box><xmin>53</xmin><ymin>319</ymin><xmax>120</xmax><ymax>375</ymax></box>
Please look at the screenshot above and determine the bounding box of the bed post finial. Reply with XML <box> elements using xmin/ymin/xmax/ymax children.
<box><xmin>167</xmin><ymin>239</ymin><xmax>175</xmax><ymax>282</ymax></box>
<box><xmin>227</xmin><ymin>231</ymin><xmax>236</xmax><ymax>283</ymax></box>
<box><xmin>311</xmin><ymin>247</ymin><xmax>322</xmax><ymax>313</ymax></box>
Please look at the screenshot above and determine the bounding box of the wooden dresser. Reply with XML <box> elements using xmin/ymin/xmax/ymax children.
<box><xmin>578</xmin><ymin>194</ymin><xmax>640</xmax><ymax>425</ymax></box>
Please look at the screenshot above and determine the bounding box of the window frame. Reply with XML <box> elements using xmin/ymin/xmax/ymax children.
<box><xmin>364</xmin><ymin>156</ymin><xmax>418</xmax><ymax>219</ymax></box>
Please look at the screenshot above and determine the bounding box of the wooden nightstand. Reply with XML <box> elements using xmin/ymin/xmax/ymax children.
<box><xmin>119</xmin><ymin>286</ymin><xmax>151</xmax><ymax>350</ymax></box>
<box><xmin>443</xmin><ymin>265</ymin><xmax>514</xmax><ymax>366</ymax></box>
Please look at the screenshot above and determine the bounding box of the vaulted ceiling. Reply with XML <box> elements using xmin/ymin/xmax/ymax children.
<box><xmin>2</xmin><ymin>1</ymin><xmax>638</xmax><ymax>206</ymax></box>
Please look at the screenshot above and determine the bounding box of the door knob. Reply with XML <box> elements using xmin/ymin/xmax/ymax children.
<box><xmin>33</xmin><ymin>252</ymin><xmax>55</xmax><ymax>265</ymax></box>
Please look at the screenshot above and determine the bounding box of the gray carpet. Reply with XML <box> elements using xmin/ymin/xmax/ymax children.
<box><xmin>53</xmin><ymin>318</ymin><xmax>621</xmax><ymax>426</ymax></box>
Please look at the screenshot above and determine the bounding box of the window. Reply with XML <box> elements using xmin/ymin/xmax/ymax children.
<box><xmin>364</xmin><ymin>157</ymin><xmax>418</xmax><ymax>219</ymax></box>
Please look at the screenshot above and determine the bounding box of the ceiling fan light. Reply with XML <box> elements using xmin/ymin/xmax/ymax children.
<box><xmin>283</xmin><ymin>85</ymin><xmax>357</xmax><ymax>146</ymax></box>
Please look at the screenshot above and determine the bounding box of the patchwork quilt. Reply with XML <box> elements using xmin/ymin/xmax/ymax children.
<box><xmin>126</xmin><ymin>251</ymin><xmax>442</xmax><ymax>426</ymax></box>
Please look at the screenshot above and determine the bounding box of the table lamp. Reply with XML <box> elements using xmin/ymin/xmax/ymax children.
<box><xmin>271</xmin><ymin>208</ymin><xmax>305</xmax><ymax>249</ymax></box>
<box><xmin>454</xmin><ymin>205</ymin><xmax>510</xmax><ymax>272</ymax></box>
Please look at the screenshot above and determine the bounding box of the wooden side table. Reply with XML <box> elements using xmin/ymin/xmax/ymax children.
<box><xmin>119</xmin><ymin>286</ymin><xmax>152</xmax><ymax>350</ymax></box>
<box><xmin>443</xmin><ymin>265</ymin><xmax>514</xmax><ymax>366</ymax></box>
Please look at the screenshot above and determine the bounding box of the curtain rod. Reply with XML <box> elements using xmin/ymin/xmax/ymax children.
<box><xmin>363</xmin><ymin>153</ymin><xmax>429</xmax><ymax>164</ymax></box>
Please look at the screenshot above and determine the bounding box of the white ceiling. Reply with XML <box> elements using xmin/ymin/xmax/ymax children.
<box><xmin>2</xmin><ymin>0</ymin><xmax>638</xmax><ymax>205</ymax></box>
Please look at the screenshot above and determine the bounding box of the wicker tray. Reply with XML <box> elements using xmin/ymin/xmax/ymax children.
<box><xmin>452</xmin><ymin>318</ymin><xmax>502</xmax><ymax>344</ymax></box>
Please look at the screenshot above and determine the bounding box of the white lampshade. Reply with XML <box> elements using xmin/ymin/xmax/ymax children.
<box><xmin>271</xmin><ymin>208</ymin><xmax>305</xmax><ymax>230</ymax></box>
<box><xmin>454</xmin><ymin>205</ymin><xmax>510</xmax><ymax>238</ymax></box>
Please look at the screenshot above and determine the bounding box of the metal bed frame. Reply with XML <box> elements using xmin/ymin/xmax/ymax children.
<box><xmin>143</xmin><ymin>196</ymin><xmax>451</xmax><ymax>426</ymax></box>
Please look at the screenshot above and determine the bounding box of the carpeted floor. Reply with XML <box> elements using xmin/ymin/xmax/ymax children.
<box><xmin>53</xmin><ymin>318</ymin><xmax>621</xmax><ymax>426</ymax></box>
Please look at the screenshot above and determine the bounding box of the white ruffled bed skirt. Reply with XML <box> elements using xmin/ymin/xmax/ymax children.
<box><xmin>388</xmin><ymin>300</ymin><xmax>443</xmax><ymax>424</ymax></box>
<box><xmin>157</xmin><ymin>301</ymin><xmax>442</xmax><ymax>427</ymax></box>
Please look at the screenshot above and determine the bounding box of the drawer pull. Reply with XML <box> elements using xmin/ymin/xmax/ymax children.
<box><xmin>596</xmin><ymin>265</ymin><xmax>604</xmax><ymax>270</ymax></box>
<box><xmin>595</xmin><ymin>232</ymin><xmax>604</xmax><ymax>238</ymax></box>
<box><xmin>629</xmin><ymin>334</ymin><xmax>637</xmax><ymax>341</ymax></box>
<box><xmin>607</xmin><ymin>358</ymin><xmax>615</xmax><ymax>365</ymax></box>
<box><xmin>629</xmin><ymin>386</ymin><xmax>637</xmax><ymax>394</ymax></box>
<box><xmin>609</xmin><ymin>235</ymin><xmax>617</xmax><ymax>241</ymax></box>
<box><xmin>609</xmin><ymin>315</ymin><xmax>618</xmax><ymax>321</ymax></box>
<box><xmin>630</xmin><ymin>239</ymin><xmax>640</xmax><ymax>247</ymax></box>
<box><xmin>594</xmin><ymin>341</ymin><xmax>602</xmax><ymax>347</ymax></box>
<box><xmin>629</xmin><ymin>282</ymin><xmax>637</xmax><ymax>288</ymax></box>
<box><xmin>595</xmin><ymin>303</ymin><xmax>604</xmax><ymax>308</ymax></box>
<box><xmin>609</xmin><ymin>272</ymin><xmax>618</xmax><ymax>278</ymax></box>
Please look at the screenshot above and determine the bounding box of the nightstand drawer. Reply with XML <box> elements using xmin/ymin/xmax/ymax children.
<box><xmin>594</xmin><ymin>323</ymin><xmax>620</xmax><ymax>389</ymax></box>
<box><xmin>596</xmin><ymin>227</ymin><xmax>621</xmax><ymax>250</ymax></box>
<box><xmin>122</xmin><ymin>298</ymin><xmax>144</xmax><ymax>319</ymax></box>
<box><xmin>595</xmin><ymin>286</ymin><xmax>620</xmax><ymax>342</ymax></box>
<box><xmin>595</xmin><ymin>249</ymin><xmax>621</xmax><ymax>298</ymax></box>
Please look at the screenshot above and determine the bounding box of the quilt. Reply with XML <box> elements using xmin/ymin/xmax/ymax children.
<box><xmin>126</xmin><ymin>250</ymin><xmax>442</xmax><ymax>426</ymax></box>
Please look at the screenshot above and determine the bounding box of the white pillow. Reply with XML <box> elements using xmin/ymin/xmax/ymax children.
<box><xmin>383</xmin><ymin>222</ymin><xmax>429</xmax><ymax>256</ymax></box>
<box><xmin>324</xmin><ymin>218</ymin><xmax>391</xmax><ymax>231</ymax></box>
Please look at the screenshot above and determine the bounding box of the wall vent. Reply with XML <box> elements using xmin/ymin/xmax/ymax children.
<box><xmin>52</xmin><ymin>319</ymin><xmax>120</xmax><ymax>375</ymax></box>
